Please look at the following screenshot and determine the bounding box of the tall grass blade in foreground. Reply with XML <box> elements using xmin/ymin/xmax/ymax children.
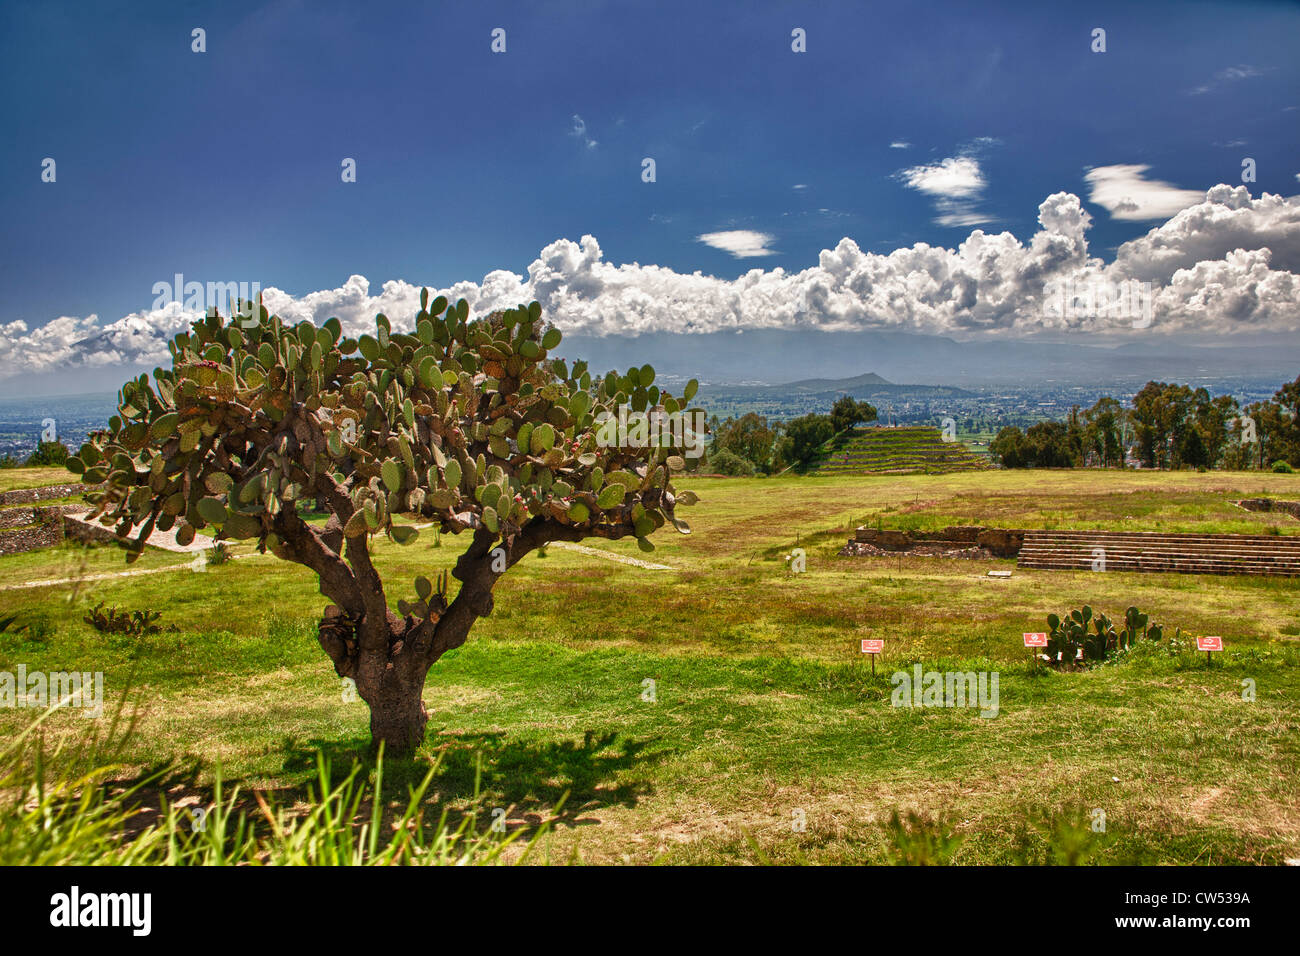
<box><xmin>0</xmin><ymin>704</ymin><xmax>551</xmax><ymax>865</ymax></box>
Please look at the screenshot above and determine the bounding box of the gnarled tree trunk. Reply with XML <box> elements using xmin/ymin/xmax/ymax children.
<box><xmin>303</xmin><ymin>516</ymin><xmax>592</xmax><ymax>757</ymax></box>
<box><xmin>359</xmin><ymin>662</ymin><xmax>429</xmax><ymax>756</ymax></box>
<box><xmin>318</xmin><ymin>605</ymin><xmax>438</xmax><ymax>757</ymax></box>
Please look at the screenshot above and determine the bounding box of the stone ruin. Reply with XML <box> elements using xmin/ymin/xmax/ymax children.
<box><xmin>840</xmin><ymin>525</ymin><xmax>1026</xmax><ymax>560</ymax></box>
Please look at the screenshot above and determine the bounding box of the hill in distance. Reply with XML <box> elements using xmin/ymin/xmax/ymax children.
<box><xmin>707</xmin><ymin>372</ymin><xmax>976</xmax><ymax>402</ymax></box>
<box><xmin>782</xmin><ymin>372</ymin><xmax>895</xmax><ymax>391</ymax></box>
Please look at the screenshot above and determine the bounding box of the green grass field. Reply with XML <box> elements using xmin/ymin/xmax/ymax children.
<box><xmin>2</xmin><ymin>469</ymin><xmax>1298</xmax><ymax>863</ymax></box>
<box><xmin>0</xmin><ymin>467</ymin><xmax>73</xmax><ymax>494</ymax></box>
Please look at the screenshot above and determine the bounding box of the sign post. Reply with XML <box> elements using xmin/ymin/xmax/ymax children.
<box><xmin>1024</xmin><ymin>632</ymin><xmax>1048</xmax><ymax>672</ymax></box>
<box><xmin>1196</xmin><ymin>635</ymin><xmax>1223</xmax><ymax>667</ymax></box>
<box><xmin>860</xmin><ymin>639</ymin><xmax>884</xmax><ymax>677</ymax></box>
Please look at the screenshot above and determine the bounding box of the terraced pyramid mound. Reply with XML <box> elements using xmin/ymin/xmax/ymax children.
<box><xmin>813</xmin><ymin>426</ymin><xmax>986</xmax><ymax>475</ymax></box>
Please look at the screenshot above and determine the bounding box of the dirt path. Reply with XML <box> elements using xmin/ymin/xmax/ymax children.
<box><xmin>2</xmin><ymin>535</ymin><xmax>677</xmax><ymax>592</ymax></box>
<box><xmin>549</xmin><ymin>541</ymin><xmax>675</xmax><ymax>570</ymax></box>
<box><xmin>64</xmin><ymin>510</ymin><xmax>216</xmax><ymax>553</ymax></box>
<box><xmin>410</xmin><ymin>522</ymin><xmax>678</xmax><ymax>570</ymax></box>
<box><xmin>0</xmin><ymin>550</ymin><xmax>262</xmax><ymax>591</ymax></box>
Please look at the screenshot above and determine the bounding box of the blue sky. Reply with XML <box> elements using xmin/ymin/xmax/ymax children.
<box><xmin>1</xmin><ymin>0</ymin><xmax>1298</xmax><ymax>386</ymax></box>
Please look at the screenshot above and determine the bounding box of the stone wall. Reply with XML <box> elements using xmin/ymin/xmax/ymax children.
<box><xmin>0</xmin><ymin>505</ymin><xmax>41</xmax><ymax>529</ymax></box>
<box><xmin>854</xmin><ymin>525</ymin><xmax>1027</xmax><ymax>557</ymax></box>
<box><xmin>0</xmin><ymin>482</ymin><xmax>97</xmax><ymax>506</ymax></box>
<box><xmin>1236</xmin><ymin>498</ymin><xmax>1300</xmax><ymax>519</ymax></box>
<box><xmin>975</xmin><ymin>528</ymin><xmax>1026</xmax><ymax>558</ymax></box>
<box><xmin>62</xmin><ymin>512</ymin><xmax>122</xmax><ymax>547</ymax></box>
<box><xmin>0</xmin><ymin>503</ymin><xmax>82</xmax><ymax>530</ymax></box>
<box><xmin>0</xmin><ymin>481</ymin><xmax>101</xmax><ymax>555</ymax></box>
<box><xmin>0</xmin><ymin>508</ymin><xmax>68</xmax><ymax>555</ymax></box>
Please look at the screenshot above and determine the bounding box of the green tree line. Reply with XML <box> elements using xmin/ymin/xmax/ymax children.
<box><xmin>990</xmin><ymin>375</ymin><xmax>1300</xmax><ymax>471</ymax></box>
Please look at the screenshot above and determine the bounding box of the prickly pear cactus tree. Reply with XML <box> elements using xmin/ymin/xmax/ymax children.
<box><xmin>68</xmin><ymin>294</ymin><xmax>705</xmax><ymax>754</ymax></box>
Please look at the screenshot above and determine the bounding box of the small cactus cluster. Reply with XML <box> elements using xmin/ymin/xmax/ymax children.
<box><xmin>1044</xmin><ymin>604</ymin><xmax>1164</xmax><ymax>667</ymax></box>
<box><xmin>83</xmin><ymin>602</ymin><xmax>171</xmax><ymax>636</ymax></box>
<box><xmin>1120</xmin><ymin>605</ymin><xmax>1162</xmax><ymax>646</ymax></box>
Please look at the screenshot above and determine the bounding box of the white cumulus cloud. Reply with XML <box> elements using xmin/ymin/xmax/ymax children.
<box><xmin>3</xmin><ymin>185</ymin><xmax>1298</xmax><ymax>387</ymax></box>
<box><xmin>897</xmin><ymin>156</ymin><xmax>985</xmax><ymax>199</ymax></box>
<box><xmin>696</xmin><ymin>230</ymin><xmax>778</xmax><ymax>258</ymax></box>
<box><xmin>1084</xmin><ymin>164</ymin><xmax>1206</xmax><ymax>221</ymax></box>
<box><xmin>897</xmin><ymin>155</ymin><xmax>995</xmax><ymax>226</ymax></box>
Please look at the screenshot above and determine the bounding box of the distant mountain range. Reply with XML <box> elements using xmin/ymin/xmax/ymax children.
<box><xmin>557</xmin><ymin>329</ymin><xmax>1300</xmax><ymax>390</ymax></box>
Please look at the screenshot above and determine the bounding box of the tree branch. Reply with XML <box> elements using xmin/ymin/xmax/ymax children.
<box><xmin>271</xmin><ymin>508</ymin><xmax>363</xmax><ymax>617</ymax></box>
<box><xmin>420</xmin><ymin>516</ymin><xmax>635</xmax><ymax>661</ymax></box>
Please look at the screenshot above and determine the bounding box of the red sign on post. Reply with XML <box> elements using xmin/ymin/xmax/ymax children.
<box><xmin>861</xmin><ymin>639</ymin><xmax>884</xmax><ymax>654</ymax></box>
<box><xmin>1023</xmin><ymin>632</ymin><xmax>1048</xmax><ymax>647</ymax></box>
<box><xmin>1196</xmin><ymin>636</ymin><xmax>1223</xmax><ymax>652</ymax></box>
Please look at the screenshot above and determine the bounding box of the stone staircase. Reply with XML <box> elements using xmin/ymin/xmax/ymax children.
<box><xmin>1017</xmin><ymin>530</ymin><xmax>1300</xmax><ymax>577</ymax></box>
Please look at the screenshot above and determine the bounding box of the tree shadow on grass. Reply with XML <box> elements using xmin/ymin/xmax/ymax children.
<box><xmin>21</xmin><ymin>726</ymin><xmax>665</xmax><ymax>860</ymax></box>
<box><xmin>276</xmin><ymin>727</ymin><xmax>667</xmax><ymax>833</ymax></box>
<box><xmin>99</xmin><ymin>755</ymin><xmax>212</xmax><ymax>837</ymax></box>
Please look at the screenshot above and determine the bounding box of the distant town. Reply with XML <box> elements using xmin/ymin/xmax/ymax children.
<box><xmin>2</xmin><ymin>372</ymin><xmax>1288</xmax><ymax>465</ymax></box>
<box><xmin>694</xmin><ymin>372</ymin><xmax>1287</xmax><ymax>439</ymax></box>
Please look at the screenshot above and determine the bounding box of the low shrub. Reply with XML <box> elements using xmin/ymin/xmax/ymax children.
<box><xmin>83</xmin><ymin>602</ymin><xmax>173</xmax><ymax>636</ymax></box>
<box><xmin>708</xmin><ymin>449</ymin><xmax>756</xmax><ymax>476</ymax></box>
<box><xmin>25</xmin><ymin>441</ymin><xmax>70</xmax><ymax>467</ymax></box>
